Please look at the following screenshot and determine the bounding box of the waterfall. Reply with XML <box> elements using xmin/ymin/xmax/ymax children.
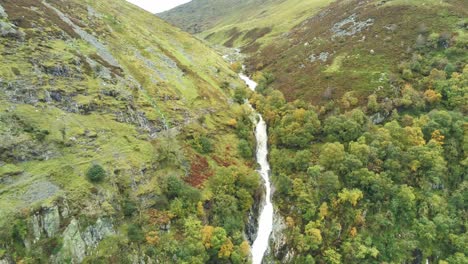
<box><xmin>240</xmin><ymin>73</ymin><xmax>274</xmax><ymax>264</ymax></box>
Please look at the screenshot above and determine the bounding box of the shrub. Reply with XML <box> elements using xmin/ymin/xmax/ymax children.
<box><xmin>233</xmin><ymin>88</ymin><xmax>247</xmax><ymax>104</ymax></box>
<box><xmin>237</xmin><ymin>139</ymin><xmax>253</xmax><ymax>159</ymax></box>
<box><xmin>127</xmin><ymin>224</ymin><xmax>144</xmax><ymax>243</ymax></box>
<box><xmin>122</xmin><ymin>199</ymin><xmax>137</xmax><ymax>217</ymax></box>
<box><xmin>193</xmin><ymin>136</ymin><xmax>213</xmax><ymax>154</ymax></box>
<box><xmin>86</xmin><ymin>164</ymin><xmax>106</xmax><ymax>183</ymax></box>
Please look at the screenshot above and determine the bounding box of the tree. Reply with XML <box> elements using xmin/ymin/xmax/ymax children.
<box><xmin>127</xmin><ymin>224</ymin><xmax>144</xmax><ymax>243</ymax></box>
<box><xmin>337</xmin><ymin>188</ymin><xmax>363</xmax><ymax>207</ymax></box>
<box><xmin>86</xmin><ymin>164</ymin><xmax>106</xmax><ymax>182</ymax></box>
<box><xmin>233</xmin><ymin>88</ymin><xmax>247</xmax><ymax>104</ymax></box>
<box><xmin>324</xmin><ymin>249</ymin><xmax>342</xmax><ymax>264</ymax></box>
<box><xmin>237</xmin><ymin>139</ymin><xmax>253</xmax><ymax>159</ymax></box>
<box><xmin>319</xmin><ymin>142</ymin><xmax>345</xmax><ymax>170</ymax></box>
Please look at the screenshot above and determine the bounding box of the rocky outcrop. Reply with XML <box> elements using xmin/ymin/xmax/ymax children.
<box><xmin>331</xmin><ymin>13</ymin><xmax>374</xmax><ymax>38</ymax></box>
<box><xmin>0</xmin><ymin>4</ymin><xmax>7</xmax><ymax>19</ymax></box>
<box><xmin>42</xmin><ymin>1</ymin><xmax>120</xmax><ymax>68</ymax></box>
<box><xmin>51</xmin><ymin>217</ymin><xmax>114</xmax><ymax>263</ymax></box>
<box><xmin>263</xmin><ymin>211</ymin><xmax>295</xmax><ymax>264</ymax></box>
<box><xmin>2</xmin><ymin>203</ymin><xmax>117</xmax><ymax>263</ymax></box>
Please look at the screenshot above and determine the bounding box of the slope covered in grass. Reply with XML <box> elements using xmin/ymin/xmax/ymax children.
<box><xmin>159</xmin><ymin>0</ymin><xmax>333</xmax><ymax>52</ymax></box>
<box><xmin>0</xmin><ymin>0</ymin><xmax>259</xmax><ymax>262</ymax></box>
<box><xmin>247</xmin><ymin>0</ymin><xmax>467</xmax><ymax>104</ymax></box>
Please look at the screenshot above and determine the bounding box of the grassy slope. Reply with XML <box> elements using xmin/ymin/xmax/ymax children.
<box><xmin>247</xmin><ymin>0</ymin><xmax>467</xmax><ymax>104</ymax></box>
<box><xmin>160</xmin><ymin>0</ymin><xmax>334</xmax><ymax>52</ymax></box>
<box><xmin>0</xmin><ymin>0</ymin><xmax>252</xmax><ymax>245</ymax></box>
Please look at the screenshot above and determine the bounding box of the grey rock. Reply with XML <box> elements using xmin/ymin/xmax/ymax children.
<box><xmin>86</xmin><ymin>57</ymin><xmax>112</xmax><ymax>80</ymax></box>
<box><xmin>82</xmin><ymin>218</ymin><xmax>115</xmax><ymax>249</ymax></box>
<box><xmin>42</xmin><ymin>205</ymin><xmax>61</xmax><ymax>237</ymax></box>
<box><xmin>43</xmin><ymin>1</ymin><xmax>120</xmax><ymax>68</ymax></box>
<box><xmin>0</xmin><ymin>21</ymin><xmax>17</xmax><ymax>37</ymax></box>
<box><xmin>371</xmin><ymin>112</ymin><xmax>387</xmax><ymax>124</ymax></box>
<box><xmin>87</xmin><ymin>5</ymin><xmax>102</xmax><ymax>19</ymax></box>
<box><xmin>31</xmin><ymin>214</ymin><xmax>42</xmax><ymax>242</ymax></box>
<box><xmin>45</xmin><ymin>215</ymin><xmax>114</xmax><ymax>263</ymax></box>
<box><xmin>318</xmin><ymin>52</ymin><xmax>330</xmax><ymax>62</ymax></box>
<box><xmin>0</xmin><ymin>4</ymin><xmax>7</xmax><ymax>19</ymax></box>
<box><xmin>309</xmin><ymin>54</ymin><xmax>317</xmax><ymax>62</ymax></box>
<box><xmin>0</xmin><ymin>256</ymin><xmax>14</xmax><ymax>264</ymax></box>
<box><xmin>309</xmin><ymin>52</ymin><xmax>330</xmax><ymax>63</ymax></box>
<box><xmin>263</xmin><ymin>212</ymin><xmax>295</xmax><ymax>263</ymax></box>
<box><xmin>331</xmin><ymin>14</ymin><xmax>374</xmax><ymax>38</ymax></box>
<box><xmin>23</xmin><ymin>181</ymin><xmax>60</xmax><ymax>204</ymax></box>
<box><xmin>56</xmin><ymin>218</ymin><xmax>86</xmax><ymax>263</ymax></box>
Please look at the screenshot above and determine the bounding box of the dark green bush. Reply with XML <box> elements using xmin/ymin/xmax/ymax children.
<box><xmin>86</xmin><ymin>164</ymin><xmax>106</xmax><ymax>183</ymax></box>
<box><xmin>193</xmin><ymin>136</ymin><xmax>213</xmax><ymax>154</ymax></box>
<box><xmin>127</xmin><ymin>224</ymin><xmax>144</xmax><ymax>243</ymax></box>
<box><xmin>238</xmin><ymin>139</ymin><xmax>253</xmax><ymax>159</ymax></box>
<box><xmin>122</xmin><ymin>199</ymin><xmax>137</xmax><ymax>217</ymax></box>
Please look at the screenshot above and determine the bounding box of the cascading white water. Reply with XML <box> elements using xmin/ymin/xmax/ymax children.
<box><xmin>239</xmin><ymin>73</ymin><xmax>274</xmax><ymax>264</ymax></box>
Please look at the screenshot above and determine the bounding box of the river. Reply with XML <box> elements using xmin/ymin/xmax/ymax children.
<box><xmin>239</xmin><ymin>73</ymin><xmax>274</xmax><ymax>264</ymax></box>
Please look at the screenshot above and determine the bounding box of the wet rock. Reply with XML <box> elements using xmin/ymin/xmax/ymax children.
<box><xmin>246</xmin><ymin>188</ymin><xmax>264</xmax><ymax>243</ymax></box>
<box><xmin>264</xmin><ymin>212</ymin><xmax>295</xmax><ymax>263</ymax></box>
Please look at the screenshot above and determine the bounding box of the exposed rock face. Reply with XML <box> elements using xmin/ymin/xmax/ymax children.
<box><xmin>0</xmin><ymin>4</ymin><xmax>7</xmax><ymax>19</ymax></box>
<box><xmin>23</xmin><ymin>181</ymin><xmax>60</xmax><ymax>204</ymax></box>
<box><xmin>82</xmin><ymin>218</ymin><xmax>115</xmax><ymax>248</ymax></box>
<box><xmin>54</xmin><ymin>218</ymin><xmax>87</xmax><ymax>263</ymax></box>
<box><xmin>263</xmin><ymin>211</ymin><xmax>295</xmax><ymax>264</ymax></box>
<box><xmin>42</xmin><ymin>1</ymin><xmax>120</xmax><ymax>68</ymax></box>
<box><xmin>51</xmin><ymin>217</ymin><xmax>114</xmax><ymax>263</ymax></box>
<box><xmin>331</xmin><ymin>13</ymin><xmax>374</xmax><ymax>38</ymax></box>
<box><xmin>0</xmin><ymin>21</ymin><xmax>18</xmax><ymax>37</ymax></box>
<box><xmin>42</xmin><ymin>205</ymin><xmax>61</xmax><ymax>237</ymax></box>
<box><xmin>20</xmin><ymin>204</ymin><xmax>115</xmax><ymax>263</ymax></box>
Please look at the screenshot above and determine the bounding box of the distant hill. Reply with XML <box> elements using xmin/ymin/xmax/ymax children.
<box><xmin>162</xmin><ymin>0</ymin><xmax>467</xmax><ymax>104</ymax></box>
<box><xmin>159</xmin><ymin>0</ymin><xmax>334</xmax><ymax>51</ymax></box>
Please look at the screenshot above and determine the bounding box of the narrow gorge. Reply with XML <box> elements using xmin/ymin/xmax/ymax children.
<box><xmin>239</xmin><ymin>73</ymin><xmax>274</xmax><ymax>264</ymax></box>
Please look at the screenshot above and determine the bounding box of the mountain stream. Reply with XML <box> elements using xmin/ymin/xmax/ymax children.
<box><xmin>239</xmin><ymin>73</ymin><xmax>273</xmax><ymax>264</ymax></box>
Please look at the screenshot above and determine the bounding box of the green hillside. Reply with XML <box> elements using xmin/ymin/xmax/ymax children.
<box><xmin>247</xmin><ymin>0</ymin><xmax>468</xmax><ymax>104</ymax></box>
<box><xmin>0</xmin><ymin>0</ymin><xmax>258</xmax><ymax>262</ymax></box>
<box><xmin>159</xmin><ymin>0</ymin><xmax>333</xmax><ymax>52</ymax></box>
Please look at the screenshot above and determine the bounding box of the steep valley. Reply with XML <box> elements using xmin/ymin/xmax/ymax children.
<box><xmin>0</xmin><ymin>0</ymin><xmax>261</xmax><ymax>263</ymax></box>
<box><xmin>0</xmin><ymin>0</ymin><xmax>467</xmax><ymax>263</ymax></box>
